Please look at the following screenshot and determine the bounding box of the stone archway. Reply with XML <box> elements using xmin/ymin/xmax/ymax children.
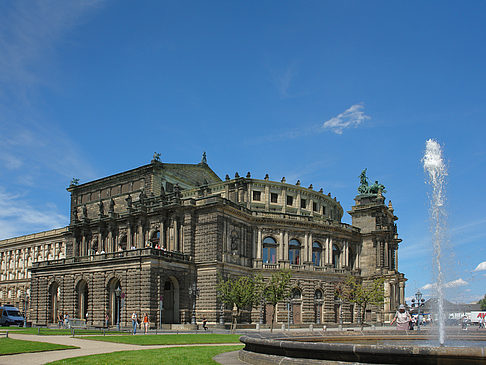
<box><xmin>107</xmin><ymin>278</ymin><xmax>122</xmax><ymax>326</ymax></box>
<box><xmin>48</xmin><ymin>282</ymin><xmax>60</xmax><ymax>324</ymax></box>
<box><xmin>162</xmin><ymin>276</ymin><xmax>179</xmax><ymax>324</ymax></box>
<box><xmin>76</xmin><ymin>280</ymin><xmax>88</xmax><ymax>320</ymax></box>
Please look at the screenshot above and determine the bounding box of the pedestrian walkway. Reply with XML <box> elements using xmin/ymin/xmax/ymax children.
<box><xmin>213</xmin><ymin>350</ymin><xmax>247</xmax><ymax>365</ymax></box>
<box><xmin>0</xmin><ymin>333</ymin><xmax>238</xmax><ymax>365</ymax></box>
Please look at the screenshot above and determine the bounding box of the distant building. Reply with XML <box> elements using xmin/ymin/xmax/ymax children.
<box><xmin>0</xmin><ymin>155</ymin><xmax>406</xmax><ymax>327</ymax></box>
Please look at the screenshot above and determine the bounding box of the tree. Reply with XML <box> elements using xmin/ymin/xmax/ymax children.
<box><xmin>262</xmin><ymin>270</ymin><xmax>292</xmax><ymax>332</ymax></box>
<box><xmin>217</xmin><ymin>274</ymin><xmax>262</xmax><ymax>331</ymax></box>
<box><xmin>336</xmin><ymin>275</ymin><xmax>385</xmax><ymax>328</ymax></box>
<box><xmin>479</xmin><ymin>294</ymin><xmax>486</xmax><ymax>310</ymax></box>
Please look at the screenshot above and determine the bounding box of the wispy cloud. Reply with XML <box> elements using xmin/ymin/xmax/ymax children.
<box><xmin>421</xmin><ymin>278</ymin><xmax>469</xmax><ymax>291</ymax></box>
<box><xmin>474</xmin><ymin>261</ymin><xmax>486</xmax><ymax>272</ymax></box>
<box><xmin>0</xmin><ymin>1</ymin><xmax>101</xmax><ymax>182</ymax></box>
<box><xmin>322</xmin><ymin>103</ymin><xmax>370</xmax><ymax>135</ymax></box>
<box><xmin>0</xmin><ymin>187</ymin><xmax>67</xmax><ymax>240</ymax></box>
<box><xmin>249</xmin><ymin>103</ymin><xmax>371</xmax><ymax>145</ymax></box>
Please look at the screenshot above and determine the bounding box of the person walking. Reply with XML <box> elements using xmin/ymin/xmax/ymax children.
<box><xmin>105</xmin><ymin>314</ymin><xmax>109</xmax><ymax>328</ymax></box>
<box><xmin>143</xmin><ymin>313</ymin><xmax>150</xmax><ymax>334</ymax></box>
<box><xmin>202</xmin><ymin>317</ymin><xmax>208</xmax><ymax>331</ymax></box>
<box><xmin>390</xmin><ymin>304</ymin><xmax>411</xmax><ymax>330</ymax></box>
<box><xmin>131</xmin><ymin>312</ymin><xmax>138</xmax><ymax>335</ymax></box>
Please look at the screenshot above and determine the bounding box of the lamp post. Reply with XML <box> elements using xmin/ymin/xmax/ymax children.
<box><xmin>189</xmin><ymin>283</ymin><xmax>199</xmax><ymax>326</ymax></box>
<box><xmin>219</xmin><ymin>302</ymin><xmax>225</xmax><ymax>326</ymax></box>
<box><xmin>411</xmin><ymin>289</ymin><xmax>425</xmax><ymax>331</ymax></box>
<box><xmin>23</xmin><ymin>290</ymin><xmax>29</xmax><ymax>328</ymax></box>
<box><xmin>338</xmin><ymin>298</ymin><xmax>343</xmax><ymax>330</ymax></box>
<box><xmin>115</xmin><ymin>286</ymin><xmax>121</xmax><ymax>332</ymax></box>
<box><xmin>159</xmin><ymin>295</ymin><xmax>163</xmax><ymax>329</ymax></box>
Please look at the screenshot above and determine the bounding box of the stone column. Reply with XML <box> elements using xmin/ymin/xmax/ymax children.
<box><xmin>138</xmin><ymin>223</ymin><xmax>144</xmax><ymax>248</ymax></box>
<box><xmin>81</xmin><ymin>235</ymin><xmax>86</xmax><ymax>256</ymax></box>
<box><xmin>108</xmin><ymin>231</ymin><xmax>113</xmax><ymax>252</ymax></box>
<box><xmin>282</xmin><ymin>188</ymin><xmax>287</xmax><ymax>214</ymax></box>
<box><xmin>399</xmin><ymin>282</ymin><xmax>405</xmax><ymax>305</ymax></box>
<box><xmin>344</xmin><ymin>241</ymin><xmax>349</xmax><ymax>267</ymax></box>
<box><xmin>283</xmin><ymin>231</ymin><xmax>289</xmax><ymax>261</ymax></box>
<box><xmin>384</xmin><ymin>281</ymin><xmax>391</xmax><ymax>312</ymax></box>
<box><xmin>257</xmin><ymin>229</ymin><xmax>262</xmax><ymax>259</ymax></box>
<box><xmin>279</xmin><ymin>231</ymin><xmax>284</xmax><ymax>261</ymax></box>
<box><xmin>308</xmin><ymin>233</ymin><xmax>313</xmax><ymax>263</ymax></box>
<box><xmin>127</xmin><ymin>225</ymin><xmax>132</xmax><ymax>248</ymax></box>
<box><xmin>174</xmin><ymin>218</ymin><xmax>179</xmax><ymax>251</ymax></box>
<box><xmin>97</xmin><ymin>232</ymin><xmax>102</xmax><ymax>253</ymax></box>
<box><xmin>264</xmin><ymin>185</ymin><xmax>270</xmax><ymax>210</ymax></box>
<box><xmin>159</xmin><ymin>220</ymin><xmax>165</xmax><ymax>248</ymax></box>
<box><xmin>384</xmin><ymin>241</ymin><xmax>389</xmax><ymax>268</ymax></box>
<box><xmin>304</xmin><ymin>233</ymin><xmax>309</xmax><ymax>262</ymax></box>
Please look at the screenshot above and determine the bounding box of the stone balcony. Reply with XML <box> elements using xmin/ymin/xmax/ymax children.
<box><xmin>32</xmin><ymin>247</ymin><xmax>192</xmax><ymax>269</ymax></box>
<box><xmin>257</xmin><ymin>261</ymin><xmax>360</xmax><ymax>275</ymax></box>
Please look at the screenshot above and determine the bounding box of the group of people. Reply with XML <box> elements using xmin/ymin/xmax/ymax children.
<box><xmin>130</xmin><ymin>312</ymin><xmax>150</xmax><ymax>335</ymax></box>
<box><xmin>57</xmin><ymin>312</ymin><xmax>70</xmax><ymax>328</ymax></box>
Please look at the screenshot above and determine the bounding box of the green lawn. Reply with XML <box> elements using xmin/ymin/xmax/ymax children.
<box><xmin>47</xmin><ymin>345</ymin><xmax>243</xmax><ymax>365</ymax></box>
<box><xmin>81</xmin><ymin>333</ymin><xmax>242</xmax><ymax>345</ymax></box>
<box><xmin>0</xmin><ymin>338</ymin><xmax>77</xmax><ymax>355</ymax></box>
<box><xmin>0</xmin><ymin>327</ymin><xmax>124</xmax><ymax>336</ymax></box>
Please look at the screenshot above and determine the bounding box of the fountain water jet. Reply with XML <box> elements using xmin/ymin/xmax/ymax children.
<box><xmin>422</xmin><ymin>139</ymin><xmax>447</xmax><ymax>345</ymax></box>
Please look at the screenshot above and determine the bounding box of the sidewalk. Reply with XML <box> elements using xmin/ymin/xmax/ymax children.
<box><xmin>0</xmin><ymin>333</ymin><xmax>238</xmax><ymax>365</ymax></box>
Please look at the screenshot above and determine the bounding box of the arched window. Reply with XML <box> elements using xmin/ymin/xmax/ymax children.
<box><xmin>262</xmin><ymin>237</ymin><xmax>277</xmax><ymax>264</ymax></box>
<box><xmin>291</xmin><ymin>288</ymin><xmax>302</xmax><ymax>300</ymax></box>
<box><xmin>332</xmin><ymin>244</ymin><xmax>340</xmax><ymax>268</ymax></box>
<box><xmin>289</xmin><ymin>239</ymin><xmax>301</xmax><ymax>265</ymax></box>
<box><xmin>314</xmin><ymin>289</ymin><xmax>323</xmax><ymax>300</ymax></box>
<box><xmin>312</xmin><ymin>241</ymin><xmax>322</xmax><ymax>266</ymax></box>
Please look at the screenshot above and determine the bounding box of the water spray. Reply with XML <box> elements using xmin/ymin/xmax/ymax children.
<box><xmin>423</xmin><ymin>139</ymin><xmax>447</xmax><ymax>345</ymax></box>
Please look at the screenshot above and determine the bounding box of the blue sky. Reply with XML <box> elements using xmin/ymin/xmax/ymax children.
<box><xmin>0</xmin><ymin>1</ymin><xmax>485</xmax><ymax>303</ymax></box>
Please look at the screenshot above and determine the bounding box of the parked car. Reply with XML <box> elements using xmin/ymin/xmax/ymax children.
<box><xmin>0</xmin><ymin>305</ymin><xmax>25</xmax><ymax>326</ymax></box>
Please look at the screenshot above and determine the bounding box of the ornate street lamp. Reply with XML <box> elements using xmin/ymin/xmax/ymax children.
<box><xmin>411</xmin><ymin>289</ymin><xmax>425</xmax><ymax>330</ymax></box>
<box><xmin>115</xmin><ymin>286</ymin><xmax>122</xmax><ymax>332</ymax></box>
<box><xmin>189</xmin><ymin>283</ymin><xmax>199</xmax><ymax>326</ymax></box>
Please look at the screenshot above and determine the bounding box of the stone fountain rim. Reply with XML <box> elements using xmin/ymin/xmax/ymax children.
<box><xmin>240</xmin><ymin>334</ymin><xmax>486</xmax><ymax>363</ymax></box>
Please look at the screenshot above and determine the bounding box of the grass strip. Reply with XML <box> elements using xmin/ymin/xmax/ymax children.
<box><xmin>0</xmin><ymin>327</ymin><xmax>124</xmax><ymax>336</ymax></box>
<box><xmin>81</xmin><ymin>333</ymin><xmax>242</xmax><ymax>345</ymax></box>
<box><xmin>48</xmin><ymin>345</ymin><xmax>243</xmax><ymax>364</ymax></box>
<box><xmin>0</xmin><ymin>338</ymin><xmax>77</xmax><ymax>355</ymax></box>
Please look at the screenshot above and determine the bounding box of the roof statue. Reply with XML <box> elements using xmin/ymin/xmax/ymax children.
<box><xmin>152</xmin><ymin>152</ymin><xmax>161</xmax><ymax>163</ymax></box>
<box><xmin>357</xmin><ymin>169</ymin><xmax>369</xmax><ymax>194</ymax></box>
<box><xmin>70</xmin><ymin>178</ymin><xmax>79</xmax><ymax>187</ymax></box>
<box><xmin>357</xmin><ymin>169</ymin><xmax>386</xmax><ymax>195</ymax></box>
<box><xmin>201</xmin><ymin>151</ymin><xmax>207</xmax><ymax>164</ymax></box>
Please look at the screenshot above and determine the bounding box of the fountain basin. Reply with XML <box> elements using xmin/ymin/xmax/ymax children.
<box><xmin>239</xmin><ymin>332</ymin><xmax>486</xmax><ymax>364</ymax></box>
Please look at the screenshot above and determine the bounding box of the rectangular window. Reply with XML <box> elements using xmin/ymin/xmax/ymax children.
<box><xmin>300</xmin><ymin>199</ymin><xmax>306</xmax><ymax>209</ymax></box>
<box><xmin>271</xmin><ymin>193</ymin><xmax>278</xmax><ymax>203</ymax></box>
<box><xmin>253</xmin><ymin>191</ymin><xmax>261</xmax><ymax>201</ymax></box>
<box><xmin>287</xmin><ymin>195</ymin><xmax>293</xmax><ymax>206</ymax></box>
<box><xmin>322</xmin><ymin>206</ymin><xmax>326</xmax><ymax>215</ymax></box>
<box><xmin>313</xmin><ymin>202</ymin><xmax>318</xmax><ymax>212</ymax></box>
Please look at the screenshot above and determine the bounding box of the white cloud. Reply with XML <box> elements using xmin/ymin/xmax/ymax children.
<box><xmin>474</xmin><ymin>261</ymin><xmax>486</xmax><ymax>272</ymax></box>
<box><xmin>445</xmin><ymin>278</ymin><xmax>468</xmax><ymax>288</ymax></box>
<box><xmin>421</xmin><ymin>283</ymin><xmax>435</xmax><ymax>290</ymax></box>
<box><xmin>421</xmin><ymin>278</ymin><xmax>469</xmax><ymax>290</ymax></box>
<box><xmin>322</xmin><ymin>103</ymin><xmax>370</xmax><ymax>134</ymax></box>
<box><xmin>0</xmin><ymin>187</ymin><xmax>67</xmax><ymax>240</ymax></box>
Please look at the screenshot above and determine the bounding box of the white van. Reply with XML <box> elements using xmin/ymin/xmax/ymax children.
<box><xmin>0</xmin><ymin>305</ymin><xmax>25</xmax><ymax>326</ymax></box>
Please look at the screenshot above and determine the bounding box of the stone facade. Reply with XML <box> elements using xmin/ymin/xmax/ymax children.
<box><xmin>0</xmin><ymin>156</ymin><xmax>406</xmax><ymax>327</ymax></box>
